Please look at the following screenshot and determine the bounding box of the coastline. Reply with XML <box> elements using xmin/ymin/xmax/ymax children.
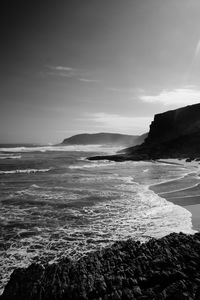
<box><xmin>150</xmin><ymin>159</ymin><xmax>200</xmax><ymax>232</ymax></box>
<box><xmin>1</xmin><ymin>158</ymin><xmax>200</xmax><ymax>299</ymax></box>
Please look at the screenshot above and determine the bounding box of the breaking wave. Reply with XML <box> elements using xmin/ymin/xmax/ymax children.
<box><xmin>0</xmin><ymin>152</ymin><xmax>198</xmax><ymax>294</ymax></box>
<box><xmin>68</xmin><ymin>161</ymin><xmax>118</xmax><ymax>169</ymax></box>
<box><xmin>0</xmin><ymin>154</ymin><xmax>22</xmax><ymax>159</ymax></box>
<box><xmin>0</xmin><ymin>144</ymin><xmax>121</xmax><ymax>154</ymax></box>
<box><xmin>0</xmin><ymin>168</ymin><xmax>51</xmax><ymax>175</ymax></box>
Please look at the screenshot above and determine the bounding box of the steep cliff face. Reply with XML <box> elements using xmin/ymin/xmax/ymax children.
<box><xmin>121</xmin><ymin>103</ymin><xmax>200</xmax><ymax>159</ymax></box>
<box><xmin>89</xmin><ymin>103</ymin><xmax>200</xmax><ymax>161</ymax></box>
<box><xmin>145</xmin><ymin>103</ymin><xmax>200</xmax><ymax>145</ymax></box>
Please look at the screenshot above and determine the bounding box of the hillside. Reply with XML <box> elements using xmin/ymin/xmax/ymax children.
<box><xmin>61</xmin><ymin>132</ymin><xmax>147</xmax><ymax>147</ymax></box>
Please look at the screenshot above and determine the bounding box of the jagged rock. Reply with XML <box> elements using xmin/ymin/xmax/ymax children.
<box><xmin>2</xmin><ymin>233</ymin><xmax>200</xmax><ymax>299</ymax></box>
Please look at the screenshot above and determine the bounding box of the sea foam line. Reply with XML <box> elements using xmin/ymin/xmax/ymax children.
<box><xmin>0</xmin><ymin>168</ymin><xmax>51</xmax><ymax>175</ymax></box>
<box><xmin>68</xmin><ymin>161</ymin><xmax>117</xmax><ymax>169</ymax></box>
<box><xmin>0</xmin><ymin>144</ymin><xmax>121</xmax><ymax>154</ymax></box>
<box><xmin>0</xmin><ymin>155</ymin><xmax>22</xmax><ymax>159</ymax></box>
<box><xmin>159</xmin><ymin>182</ymin><xmax>200</xmax><ymax>195</ymax></box>
<box><xmin>149</xmin><ymin>173</ymin><xmax>191</xmax><ymax>188</ymax></box>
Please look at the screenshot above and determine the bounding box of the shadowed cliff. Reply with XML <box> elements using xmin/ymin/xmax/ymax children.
<box><xmin>89</xmin><ymin>103</ymin><xmax>200</xmax><ymax>161</ymax></box>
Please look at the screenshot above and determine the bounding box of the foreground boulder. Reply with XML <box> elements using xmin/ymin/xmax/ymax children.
<box><xmin>2</xmin><ymin>232</ymin><xmax>200</xmax><ymax>299</ymax></box>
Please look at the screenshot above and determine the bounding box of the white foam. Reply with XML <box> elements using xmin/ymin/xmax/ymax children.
<box><xmin>0</xmin><ymin>144</ymin><xmax>122</xmax><ymax>154</ymax></box>
<box><xmin>0</xmin><ymin>158</ymin><xmax>197</xmax><ymax>295</ymax></box>
<box><xmin>119</xmin><ymin>176</ymin><xmax>134</xmax><ymax>184</ymax></box>
<box><xmin>0</xmin><ymin>154</ymin><xmax>21</xmax><ymax>159</ymax></box>
<box><xmin>167</xmin><ymin>194</ymin><xmax>200</xmax><ymax>199</ymax></box>
<box><xmin>159</xmin><ymin>182</ymin><xmax>200</xmax><ymax>195</ymax></box>
<box><xmin>68</xmin><ymin>161</ymin><xmax>117</xmax><ymax>169</ymax></box>
<box><xmin>0</xmin><ymin>168</ymin><xmax>50</xmax><ymax>175</ymax></box>
<box><xmin>68</xmin><ymin>159</ymin><xmax>145</xmax><ymax>170</ymax></box>
<box><xmin>150</xmin><ymin>174</ymin><xmax>188</xmax><ymax>187</ymax></box>
<box><xmin>30</xmin><ymin>184</ymin><xmax>40</xmax><ymax>188</ymax></box>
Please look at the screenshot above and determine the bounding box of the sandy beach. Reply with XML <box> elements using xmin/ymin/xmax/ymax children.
<box><xmin>185</xmin><ymin>204</ymin><xmax>200</xmax><ymax>231</ymax></box>
<box><xmin>150</xmin><ymin>159</ymin><xmax>200</xmax><ymax>232</ymax></box>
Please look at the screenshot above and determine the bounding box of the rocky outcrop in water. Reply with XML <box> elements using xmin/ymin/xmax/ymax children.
<box><xmin>61</xmin><ymin>132</ymin><xmax>147</xmax><ymax>147</ymax></box>
<box><xmin>2</xmin><ymin>232</ymin><xmax>200</xmax><ymax>299</ymax></box>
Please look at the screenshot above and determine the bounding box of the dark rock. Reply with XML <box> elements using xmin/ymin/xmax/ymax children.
<box><xmin>88</xmin><ymin>103</ymin><xmax>200</xmax><ymax>161</ymax></box>
<box><xmin>2</xmin><ymin>233</ymin><xmax>200</xmax><ymax>299</ymax></box>
<box><xmin>122</xmin><ymin>288</ymin><xmax>135</xmax><ymax>299</ymax></box>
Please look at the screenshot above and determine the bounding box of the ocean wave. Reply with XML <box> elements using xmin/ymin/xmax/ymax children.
<box><xmin>159</xmin><ymin>182</ymin><xmax>200</xmax><ymax>196</ymax></box>
<box><xmin>150</xmin><ymin>173</ymin><xmax>189</xmax><ymax>187</ymax></box>
<box><xmin>68</xmin><ymin>160</ymin><xmax>118</xmax><ymax>169</ymax></box>
<box><xmin>0</xmin><ymin>178</ymin><xmax>195</xmax><ymax>295</ymax></box>
<box><xmin>0</xmin><ymin>144</ymin><xmax>122</xmax><ymax>154</ymax></box>
<box><xmin>68</xmin><ymin>160</ymin><xmax>146</xmax><ymax>169</ymax></box>
<box><xmin>0</xmin><ymin>168</ymin><xmax>51</xmax><ymax>175</ymax></box>
<box><xmin>0</xmin><ymin>158</ymin><xmax>196</xmax><ymax>295</ymax></box>
<box><xmin>0</xmin><ymin>154</ymin><xmax>21</xmax><ymax>159</ymax></box>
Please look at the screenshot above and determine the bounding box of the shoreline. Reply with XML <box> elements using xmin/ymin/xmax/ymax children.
<box><xmin>150</xmin><ymin>159</ymin><xmax>200</xmax><ymax>232</ymax></box>
<box><xmin>1</xmin><ymin>158</ymin><xmax>200</xmax><ymax>298</ymax></box>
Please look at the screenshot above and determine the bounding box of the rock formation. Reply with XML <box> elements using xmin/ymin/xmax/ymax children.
<box><xmin>2</xmin><ymin>232</ymin><xmax>200</xmax><ymax>299</ymax></box>
<box><xmin>89</xmin><ymin>103</ymin><xmax>200</xmax><ymax>161</ymax></box>
<box><xmin>146</xmin><ymin>103</ymin><xmax>200</xmax><ymax>145</ymax></box>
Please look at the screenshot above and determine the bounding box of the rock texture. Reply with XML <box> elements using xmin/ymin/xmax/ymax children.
<box><xmin>2</xmin><ymin>232</ymin><xmax>200</xmax><ymax>299</ymax></box>
<box><xmin>146</xmin><ymin>103</ymin><xmax>200</xmax><ymax>145</ymax></box>
<box><xmin>125</xmin><ymin>103</ymin><xmax>200</xmax><ymax>160</ymax></box>
<box><xmin>88</xmin><ymin>103</ymin><xmax>200</xmax><ymax>161</ymax></box>
<box><xmin>61</xmin><ymin>133</ymin><xmax>147</xmax><ymax>147</ymax></box>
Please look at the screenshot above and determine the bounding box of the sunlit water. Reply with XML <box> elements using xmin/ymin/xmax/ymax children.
<box><xmin>0</xmin><ymin>144</ymin><xmax>199</xmax><ymax>294</ymax></box>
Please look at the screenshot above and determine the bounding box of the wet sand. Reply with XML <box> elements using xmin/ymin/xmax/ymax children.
<box><xmin>150</xmin><ymin>159</ymin><xmax>200</xmax><ymax>232</ymax></box>
<box><xmin>185</xmin><ymin>204</ymin><xmax>200</xmax><ymax>231</ymax></box>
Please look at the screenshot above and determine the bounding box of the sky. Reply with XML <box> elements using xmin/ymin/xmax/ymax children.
<box><xmin>1</xmin><ymin>0</ymin><xmax>200</xmax><ymax>143</ymax></box>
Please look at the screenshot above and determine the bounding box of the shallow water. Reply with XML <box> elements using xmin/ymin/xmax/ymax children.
<box><xmin>0</xmin><ymin>145</ymin><xmax>198</xmax><ymax>293</ymax></box>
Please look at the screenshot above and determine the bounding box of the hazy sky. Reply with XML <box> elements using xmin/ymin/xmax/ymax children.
<box><xmin>1</xmin><ymin>0</ymin><xmax>200</xmax><ymax>143</ymax></box>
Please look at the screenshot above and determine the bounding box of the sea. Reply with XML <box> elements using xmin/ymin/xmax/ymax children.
<box><xmin>0</xmin><ymin>144</ymin><xmax>199</xmax><ymax>294</ymax></box>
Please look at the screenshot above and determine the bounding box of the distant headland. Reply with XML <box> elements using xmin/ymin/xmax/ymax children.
<box><xmin>61</xmin><ymin>132</ymin><xmax>147</xmax><ymax>147</ymax></box>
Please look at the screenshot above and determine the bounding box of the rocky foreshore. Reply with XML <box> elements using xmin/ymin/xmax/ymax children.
<box><xmin>2</xmin><ymin>232</ymin><xmax>200</xmax><ymax>300</ymax></box>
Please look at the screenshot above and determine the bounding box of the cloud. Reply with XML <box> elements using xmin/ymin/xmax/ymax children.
<box><xmin>46</xmin><ymin>65</ymin><xmax>99</xmax><ymax>83</ymax></box>
<box><xmin>140</xmin><ymin>88</ymin><xmax>200</xmax><ymax>106</ymax></box>
<box><xmin>47</xmin><ymin>65</ymin><xmax>76</xmax><ymax>77</ymax></box>
<box><xmin>84</xmin><ymin>113</ymin><xmax>152</xmax><ymax>134</ymax></box>
<box><xmin>48</xmin><ymin>66</ymin><xmax>74</xmax><ymax>71</ymax></box>
<box><xmin>78</xmin><ymin>78</ymin><xmax>99</xmax><ymax>83</ymax></box>
<box><xmin>195</xmin><ymin>39</ymin><xmax>200</xmax><ymax>58</ymax></box>
<box><xmin>107</xmin><ymin>87</ymin><xmax>144</xmax><ymax>94</ymax></box>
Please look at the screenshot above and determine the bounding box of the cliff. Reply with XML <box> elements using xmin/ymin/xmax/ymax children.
<box><xmin>145</xmin><ymin>103</ymin><xmax>200</xmax><ymax>145</ymax></box>
<box><xmin>2</xmin><ymin>232</ymin><xmax>200</xmax><ymax>299</ymax></box>
<box><xmin>89</xmin><ymin>103</ymin><xmax>200</xmax><ymax>161</ymax></box>
<box><xmin>61</xmin><ymin>132</ymin><xmax>147</xmax><ymax>147</ymax></box>
<box><xmin>128</xmin><ymin>103</ymin><xmax>200</xmax><ymax>159</ymax></box>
